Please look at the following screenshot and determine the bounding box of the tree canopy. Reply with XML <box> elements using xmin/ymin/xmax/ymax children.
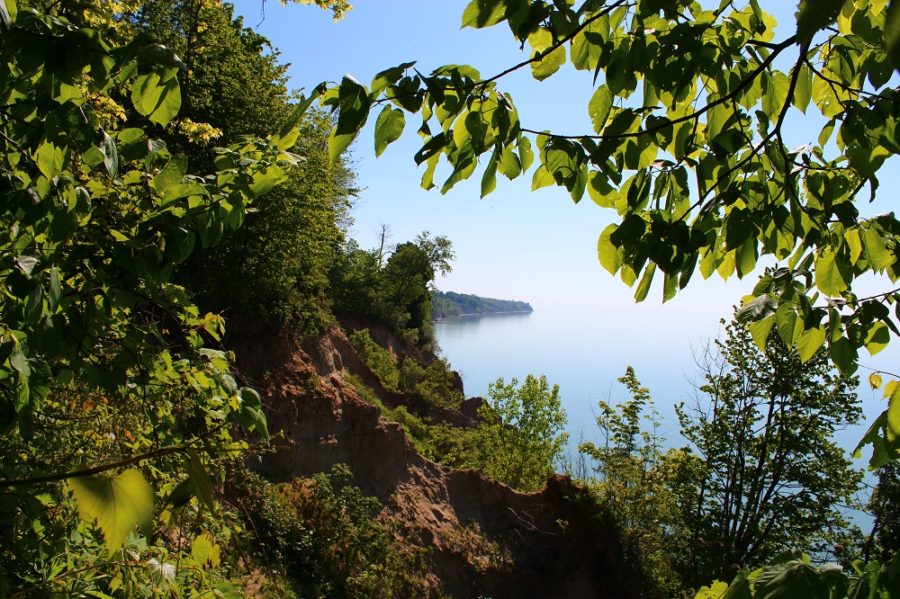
<box><xmin>0</xmin><ymin>0</ymin><xmax>353</xmax><ymax>593</ymax></box>
<box><xmin>319</xmin><ymin>0</ymin><xmax>900</xmax><ymax>465</ymax></box>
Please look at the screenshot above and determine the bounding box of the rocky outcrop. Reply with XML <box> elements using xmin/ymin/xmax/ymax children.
<box><xmin>228</xmin><ymin>320</ymin><xmax>643</xmax><ymax>598</ymax></box>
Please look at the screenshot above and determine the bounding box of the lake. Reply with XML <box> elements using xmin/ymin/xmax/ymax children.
<box><xmin>434</xmin><ymin>306</ymin><xmax>892</xmax><ymax>525</ymax></box>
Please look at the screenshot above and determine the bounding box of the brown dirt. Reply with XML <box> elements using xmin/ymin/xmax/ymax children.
<box><xmin>228</xmin><ymin>319</ymin><xmax>644</xmax><ymax>599</ymax></box>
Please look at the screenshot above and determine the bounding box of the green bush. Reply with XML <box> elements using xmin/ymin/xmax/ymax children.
<box><xmin>349</xmin><ymin>330</ymin><xmax>401</xmax><ymax>391</ymax></box>
<box><xmin>476</xmin><ymin>375</ymin><xmax>568</xmax><ymax>492</ymax></box>
<box><xmin>400</xmin><ymin>358</ymin><xmax>464</xmax><ymax>409</ymax></box>
<box><xmin>233</xmin><ymin>465</ymin><xmax>432</xmax><ymax>598</ymax></box>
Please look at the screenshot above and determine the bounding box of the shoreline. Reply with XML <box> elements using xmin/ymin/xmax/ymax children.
<box><xmin>432</xmin><ymin>309</ymin><xmax>534</xmax><ymax>322</ymax></box>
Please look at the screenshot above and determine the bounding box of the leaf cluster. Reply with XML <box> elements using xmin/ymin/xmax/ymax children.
<box><xmin>321</xmin><ymin>0</ymin><xmax>900</xmax><ymax>460</ymax></box>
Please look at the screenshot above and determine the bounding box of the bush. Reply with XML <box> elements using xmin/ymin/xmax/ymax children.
<box><xmin>476</xmin><ymin>375</ymin><xmax>568</xmax><ymax>492</ymax></box>
<box><xmin>233</xmin><ymin>465</ymin><xmax>432</xmax><ymax>598</ymax></box>
<box><xmin>349</xmin><ymin>330</ymin><xmax>401</xmax><ymax>391</ymax></box>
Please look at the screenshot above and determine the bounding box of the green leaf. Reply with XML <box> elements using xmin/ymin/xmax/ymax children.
<box><xmin>185</xmin><ymin>451</ymin><xmax>215</xmax><ymax>513</ymax></box>
<box><xmin>328</xmin><ymin>77</ymin><xmax>370</xmax><ymax>161</ymax></box>
<box><xmin>481</xmin><ymin>151</ymin><xmax>498</xmax><ymax>198</ymax></box>
<box><xmin>793</xmin><ymin>63</ymin><xmax>812</xmax><ymax>113</ymax></box>
<box><xmin>889</xmin><ymin>387</ymin><xmax>900</xmax><ymax>439</ymax></box>
<box><xmin>634</xmin><ymin>263</ymin><xmax>656</xmax><ymax>302</ymax></box>
<box><xmin>150</xmin><ymin>78</ymin><xmax>182</xmax><ymax>125</ymax></box>
<box><xmin>589</xmin><ymin>87</ymin><xmax>613</xmax><ymax>133</ymax></box>
<box><xmin>9</xmin><ymin>345</ymin><xmax>30</xmax><ymax>378</ymax></box>
<box><xmin>863</xmin><ymin>227</ymin><xmax>894</xmax><ymax>271</ymax></box>
<box><xmin>0</xmin><ymin>0</ymin><xmax>17</xmax><ymax>28</ymax></box>
<box><xmin>130</xmin><ymin>73</ymin><xmax>181</xmax><ymax>126</ymax></box>
<box><xmin>829</xmin><ymin>336</ymin><xmax>857</xmax><ymax>376</ymax></box>
<box><xmin>249</xmin><ymin>165</ymin><xmax>284</xmax><ymax>198</ymax></box>
<box><xmin>191</xmin><ymin>532</ymin><xmax>221</xmax><ymax>568</ymax></box>
<box><xmin>796</xmin><ymin>326</ymin><xmax>825</xmax><ymax>362</ymax></box>
<box><xmin>498</xmin><ymin>144</ymin><xmax>521</xmax><ymax>179</ymax></box>
<box><xmin>238</xmin><ymin>387</ymin><xmax>269</xmax><ymax>440</ymax></box>
<box><xmin>152</xmin><ymin>156</ymin><xmax>187</xmax><ymax>194</ymax></box>
<box><xmin>68</xmin><ymin>469</ymin><xmax>154</xmax><ymax>556</ymax></box>
<box><xmin>99</xmin><ymin>130</ymin><xmax>119</xmax><ymax>178</ymax></box>
<box><xmin>277</xmin><ymin>86</ymin><xmax>325</xmax><ymax>143</ymax></box>
<box><xmin>748</xmin><ymin>314</ymin><xmax>777</xmax><ymax>350</ymax></box>
<box><xmin>736</xmin><ymin>237</ymin><xmax>757</xmax><ymax>278</ymax></box>
<box><xmin>374</xmin><ymin>106</ymin><xmax>405</xmax><ymax>157</ymax></box>
<box><xmin>775</xmin><ymin>304</ymin><xmax>801</xmax><ymax>346</ymax></box>
<box><xmin>371</xmin><ymin>62</ymin><xmax>415</xmax><ymax>94</ymax></box>
<box><xmin>814</xmin><ymin>248</ymin><xmax>848</xmax><ymax>296</ymax></box>
<box><xmin>35</xmin><ymin>142</ymin><xmax>66</xmax><ymax>179</ymax></box>
<box><xmin>864</xmin><ymin>321</ymin><xmax>890</xmax><ymax>356</ymax></box>
<box><xmin>598</xmin><ymin>224</ymin><xmax>623</xmax><ymax>275</ymax></box>
<box><xmin>529</xmin><ymin>29</ymin><xmax>566</xmax><ymax>81</ymax></box>
<box><xmin>886</xmin><ymin>0</ymin><xmax>900</xmax><ymax>72</ymax></box>
<box><xmin>531</xmin><ymin>165</ymin><xmax>555</xmax><ymax>190</ymax></box>
<box><xmin>795</xmin><ymin>0</ymin><xmax>845</xmax><ymax>43</ymax></box>
<box><xmin>694</xmin><ymin>581</ymin><xmax>729</xmax><ymax>599</ymax></box>
<box><xmin>461</xmin><ymin>0</ymin><xmax>506</xmax><ymax>29</ymax></box>
<box><xmin>854</xmin><ymin>412</ymin><xmax>891</xmax><ymax>467</ymax></box>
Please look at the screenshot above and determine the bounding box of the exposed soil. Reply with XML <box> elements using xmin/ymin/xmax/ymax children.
<box><xmin>228</xmin><ymin>319</ymin><xmax>644</xmax><ymax>599</ymax></box>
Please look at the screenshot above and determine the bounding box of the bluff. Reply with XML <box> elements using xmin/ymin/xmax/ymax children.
<box><xmin>432</xmin><ymin>290</ymin><xmax>534</xmax><ymax>320</ymax></box>
<box><xmin>228</xmin><ymin>318</ymin><xmax>647</xmax><ymax>598</ymax></box>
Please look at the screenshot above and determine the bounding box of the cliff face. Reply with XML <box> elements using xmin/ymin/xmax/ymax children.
<box><xmin>229</xmin><ymin>320</ymin><xmax>642</xmax><ymax>599</ymax></box>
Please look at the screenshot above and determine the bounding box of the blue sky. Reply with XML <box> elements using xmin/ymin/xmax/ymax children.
<box><xmin>229</xmin><ymin>1</ymin><xmax>898</xmax><ymax>353</ymax></box>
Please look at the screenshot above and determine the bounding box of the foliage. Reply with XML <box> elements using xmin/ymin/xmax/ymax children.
<box><xmin>696</xmin><ymin>549</ymin><xmax>900</xmax><ymax>599</ymax></box>
<box><xmin>869</xmin><ymin>461</ymin><xmax>900</xmax><ymax>562</ymax></box>
<box><xmin>0</xmin><ymin>0</ymin><xmax>348</xmax><ymax>595</ymax></box>
<box><xmin>414</xmin><ymin>230</ymin><xmax>456</xmax><ymax>280</ymax></box>
<box><xmin>320</xmin><ymin>0</ymin><xmax>900</xmax><ymax>459</ymax></box>
<box><xmin>677</xmin><ymin>317</ymin><xmax>863</xmax><ymax>586</ymax></box>
<box><xmin>331</xmin><ymin>233</ymin><xmax>454</xmax><ymax>346</ymax></box>
<box><xmin>579</xmin><ymin>367</ymin><xmax>692</xmax><ymax>597</ymax></box>
<box><xmin>349</xmin><ymin>329</ymin><xmax>401</xmax><ymax>390</ymax></box>
<box><xmin>398</xmin><ymin>356</ymin><xmax>465</xmax><ymax>408</ymax></box>
<box><xmin>381</xmin><ymin>242</ymin><xmax>436</xmax><ymax>342</ymax></box>
<box><xmin>234</xmin><ymin>464</ymin><xmax>433</xmax><ymax>599</ymax></box>
<box><xmin>432</xmin><ymin>290</ymin><xmax>533</xmax><ymax>319</ymax></box>
<box><xmin>476</xmin><ymin>375</ymin><xmax>568</xmax><ymax>492</ymax></box>
<box><xmin>131</xmin><ymin>1</ymin><xmax>356</xmax><ymax>332</ymax></box>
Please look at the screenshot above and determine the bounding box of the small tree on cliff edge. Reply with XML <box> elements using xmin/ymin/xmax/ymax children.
<box><xmin>677</xmin><ymin>316</ymin><xmax>863</xmax><ymax>586</ymax></box>
<box><xmin>477</xmin><ymin>374</ymin><xmax>568</xmax><ymax>492</ymax></box>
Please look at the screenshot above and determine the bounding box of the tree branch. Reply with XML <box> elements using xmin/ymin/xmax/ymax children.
<box><xmin>520</xmin><ymin>34</ymin><xmax>798</xmax><ymax>142</ymax></box>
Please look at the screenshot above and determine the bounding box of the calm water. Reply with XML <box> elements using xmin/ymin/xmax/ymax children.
<box><xmin>434</xmin><ymin>307</ymin><xmax>891</xmax><ymax>527</ymax></box>
<box><xmin>434</xmin><ymin>309</ymin><xmax>695</xmax><ymax>447</ymax></box>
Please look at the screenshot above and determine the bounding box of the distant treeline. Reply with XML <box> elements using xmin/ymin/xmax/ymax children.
<box><xmin>432</xmin><ymin>291</ymin><xmax>534</xmax><ymax>319</ymax></box>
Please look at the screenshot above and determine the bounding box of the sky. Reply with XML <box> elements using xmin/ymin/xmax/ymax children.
<box><xmin>228</xmin><ymin>0</ymin><xmax>899</xmax><ymax>352</ymax></box>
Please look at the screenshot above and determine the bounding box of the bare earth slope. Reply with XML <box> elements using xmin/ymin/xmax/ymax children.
<box><xmin>228</xmin><ymin>320</ymin><xmax>643</xmax><ymax>599</ymax></box>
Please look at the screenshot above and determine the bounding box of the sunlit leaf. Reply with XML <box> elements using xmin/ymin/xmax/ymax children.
<box><xmin>461</xmin><ymin>0</ymin><xmax>505</xmax><ymax>29</ymax></box>
<box><xmin>191</xmin><ymin>532</ymin><xmax>221</xmax><ymax>568</ymax></box>
<box><xmin>796</xmin><ymin>326</ymin><xmax>825</xmax><ymax>362</ymax></box>
<box><xmin>374</xmin><ymin>106</ymin><xmax>405</xmax><ymax>157</ymax></box>
<box><xmin>328</xmin><ymin>76</ymin><xmax>370</xmax><ymax>161</ymax></box>
<box><xmin>68</xmin><ymin>469</ymin><xmax>154</xmax><ymax>556</ymax></box>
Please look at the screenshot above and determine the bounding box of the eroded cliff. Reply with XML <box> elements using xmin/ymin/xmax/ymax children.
<box><xmin>228</xmin><ymin>320</ymin><xmax>643</xmax><ymax>598</ymax></box>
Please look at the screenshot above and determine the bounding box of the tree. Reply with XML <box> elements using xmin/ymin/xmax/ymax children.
<box><xmin>123</xmin><ymin>1</ymin><xmax>357</xmax><ymax>331</ymax></box>
<box><xmin>476</xmin><ymin>374</ymin><xmax>568</xmax><ymax>492</ymax></box>
<box><xmin>414</xmin><ymin>230</ymin><xmax>456</xmax><ymax>280</ymax></box>
<box><xmin>868</xmin><ymin>461</ymin><xmax>900</xmax><ymax>562</ymax></box>
<box><xmin>381</xmin><ymin>242</ymin><xmax>435</xmax><ymax>335</ymax></box>
<box><xmin>0</xmin><ymin>0</ymin><xmax>339</xmax><ymax>593</ymax></box>
<box><xmin>319</xmin><ymin>0</ymin><xmax>900</xmax><ymax>462</ymax></box>
<box><xmin>330</xmin><ymin>233</ymin><xmax>454</xmax><ymax>345</ymax></box>
<box><xmin>677</xmin><ymin>317</ymin><xmax>863</xmax><ymax>586</ymax></box>
<box><xmin>579</xmin><ymin>367</ymin><xmax>693</xmax><ymax>597</ymax></box>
